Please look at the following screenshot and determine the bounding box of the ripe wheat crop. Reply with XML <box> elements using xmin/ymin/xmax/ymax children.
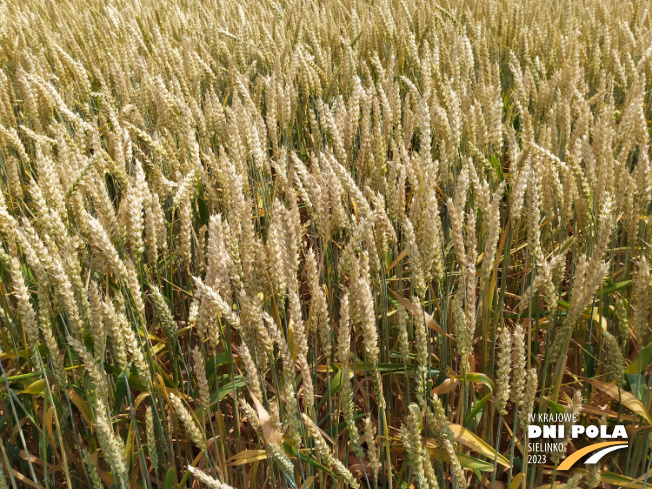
<box><xmin>0</xmin><ymin>0</ymin><xmax>650</xmax><ymax>488</ymax></box>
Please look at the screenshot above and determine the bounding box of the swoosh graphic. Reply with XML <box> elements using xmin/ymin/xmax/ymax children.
<box><xmin>557</xmin><ymin>441</ymin><xmax>627</xmax><ymax>470</ymax></box>
<box><xmin>584</xmin><ymin>444</ymin><xmax>628</xmax><ymax>464</ymax></box>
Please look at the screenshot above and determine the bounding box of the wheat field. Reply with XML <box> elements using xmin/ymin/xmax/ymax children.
<box><xmin>0</xmin><ymin>0</ymin><xmax>650</xmax><ymax>487</ymax></box>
